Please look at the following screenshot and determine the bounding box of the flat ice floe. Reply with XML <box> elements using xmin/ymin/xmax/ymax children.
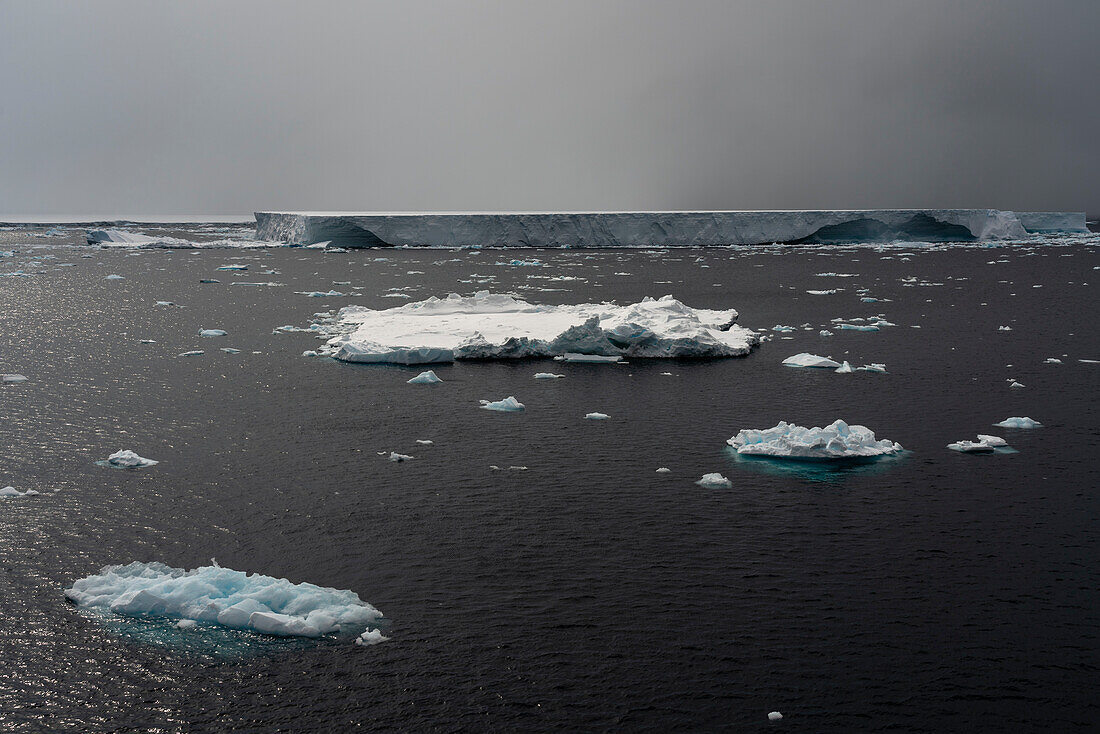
<box><xmin>783</xmin><ymin>353</ymin><xmax>841</xmax><ymax>369</ymax></box>
<box><xmin>321</xmin><ymin>292</ymin><xmax>758</xmax><ymax>365</ymax></box>
<box><xmin>994</xmin><ymin>416</ymin><xmax>1042</xmax><ymax>428</ymax></box>
<box><xmin>2</xmin><ymin>374</ymin><xmax>28</xmax><ymax>383</ymax></box>
<box><xmin>1</xmin><ymin>486</ymin><xmax>40</xmax><ymax>498</ymax></box>
<box><xmin>728</xmin><ymin>420</ymin><xmax>903</xmax><ymax>460</ymax></box>
<box><xmin>947</xmin><ymin>435</ymin><xmax>1011</xmax><ymax>453</ymax></box>
<box><xmin>696</xmin><ymin>473</ymin><xmax>732</xmax><ymax>488</ymax></box>
<box><xmin>64</xmin><ymin>561</ymin><xmax>383</xmax><ymax>640</ymax></box>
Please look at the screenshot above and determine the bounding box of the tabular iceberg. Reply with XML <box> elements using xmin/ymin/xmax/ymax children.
<box><xmin>321</xmin><ymin>292</ymin><xmax>758</xmax><ymax>364</ymax></box>
<box><xmin>728</xmin><ymin>420</ymin><xmax>903</xmax><ymax>460</ymax></box>
<box><xmin>65</xmin><ymin>561</ymin><xmax>384</xmax><ymax>640</ymax></box>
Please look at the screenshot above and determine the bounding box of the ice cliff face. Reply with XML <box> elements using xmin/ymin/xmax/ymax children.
<box><xmin>253</xmin><ymin>209</ymin><xmax>1087</xmax><ymax>248</ymax></box>
<box><xmin>322</xmin><ymin>292</ymin><xmax>758</xmax><ymax>364</ymax></box>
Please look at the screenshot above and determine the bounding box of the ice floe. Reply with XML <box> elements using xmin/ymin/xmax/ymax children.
<box><xmin>199</xmin><ymin>329</ymin><xmax>227</xmax><ymax>337</ymax></box>
<box><xmin>388</xmin><ymin>452</ymin><xmax>413</xmax><ymax>462</ymax></box>
<box><xmin>105</xmin><ymin>274</ymin><xmax>124</xmax><ymax>280</ymax></box>
<box><xmin>2</xmin><ymin>374</ymin><xmax>28</xmax><ymax>384</ymax></box>
<box><xmin>994</xmin><ymin>416</ymin><xmax>1042</xmax><ymax>429</ymax></box>
<box><xmin>768</xmin><ymin>711</ymin><xmax>783</xmax><ymax>721</ymax></box>
<box><xmin>178</xmin><ymin>350</ymin><xmax>204</xmax><ymax>357</ymax></box>
<box><xmin>297</xmin><ymin>290</ymin><xmax>348</xmax><ymax>297</ymax></box>
<box><xmin>782</xmin><ymin>353</ymin><xmax>841</xmax><ymax>369</ymax></box>
<box><xmin>655</xmin><ymin>467</ymin><xmax>671</xmax><ymax>474</ymax></box>
<box><xmin>947</xmin><ymin>435</ymin><xmax>1011</xmax><ymax>453</ymax></box>
<box><xmin>319</xmin><ymin>292</ymin><xmax>757</xmax><ymax>365</ymax></box>
<box><xmin>835</xmin><ymin>361</ymin><xmax>853</xmax><ymax>374</ymax></box>
<box><xmin>696</xmin><ymin>473</ymin><xmax>732</xmax><ymax>489</ymax></box>
<box><xmin>1</xmin><ymin>486</ymin><xmax>40</xmax><ymax>498</ymax></box>
<box><xmin>64</xmin><ymin>561</ymin><xmax>383</xmax><ymax>640</ymax></box>
<box><xmin>585</xmin><ymin>412</ymin><xmax>610</xmax><ymax>420</ymax></box>
<box><xmin>87</xmin><ymin>229</ymin><xmax>158</xmax><ymax>245</ymax></box>
<box><xmin>480</xmin><ymin>396</ymin><xmax>525</xmax><ymax>412</ymax></box>
<box><xmin>100</xmin><ymin>449</ymin><xmax>159</xmax><ymax>469</ymax></box>
<box><xmin>407</xmin><ymin>370</ymin><xmax>443</xmax><ymax>384</ymax></box>
<box><xmin>533</xmin><ymin>372</ymin><xmax>564</xmax><ymax>379</ymax></box>
<box><xmin>728</xmin><ymin>420</ymin><xmax>902</xmax><ymax>460</ymax></box>
<box><xmin>356</xmin><ymin>628</ymin><xmax>390</xmax><ymax>646</ymax></box>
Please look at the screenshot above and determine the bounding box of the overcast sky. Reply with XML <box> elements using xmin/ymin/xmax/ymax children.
<box><xmin>1</xmin><ymin>0</ymin><xmax>1096</xmax><ymax>216</ymax></box>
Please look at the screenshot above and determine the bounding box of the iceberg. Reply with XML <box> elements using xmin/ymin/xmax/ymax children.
<box><xmin>728</xmin><ymin>420</ymin><xmax>903</xmax><ymax>460</ymax></box>
<box><xmin>100</xmin><ymin>449</ymin><xmax>158</xmax><ymax>469</ymax></box>
<box><xmin>2</xmin><ymin>374</ymin><xmax>28</xmax><ymax>383</ymax></box>
<box><xmin>322</xmin><ymin>292</ymin><xmax>757</xmax><ymax>365</ymax></box>
<box><xmin>584</xmin><ymin>412</ymin><xmax>610</xmax><ymax>420</ymax></box>
<box><xmin>857</xmin><ymin>363</ymin><xmax>888</xmax><ymax>373</ymax></box>
<box><xmin>1</xmin><ymin>486</ymin><xmax>40</xmax><ymax>498</ymax></box>
<box><xmin>64</xmin><ymin>561</ymin><xmax>383</xmax><ymax>640</ymax></box>
<box><xmin>178</xmin><ymin>350</ymin><xmax>204</xmax><ymax>357</ymax></box>
<box><xmin>216</xmin><ymin>264</ymin><xmax>249</xmax><ymax>271</ymax></box>
<box><xmin>782</xmin><ymin>353</ymin><xmax>841</xmax><ymax>369</ymax></box>
<box><xmin>388</xmin><ymin>452</ymin><xmax>413</xmax><ymax>462</ymax></box>
<box><xmin>87</xmin><ymin>229</ymin><xmax>157</xmax><ymax>245</ymax></box>
<box><xmin>768</xmin><ymin>712</ymin><xmax>783</xmax><ymax>721</ymax></box>
<box><xmin>696</xmin><ymin>473</ymin><xmax>732</xmax><ymax>489</ymax></box>
<box><xmin>947</xmin><ymin>435</ymin><xmax>1010</xmax><ymax>453</ymax></box>
<box><xmin>199</xmin><ymin>329</ymin><xmax>227</xmax><ymax>337</ymax></box>
<box><xmin>254</xmin><ymin>209</ymin><xmax>1087</xmax><ymax>248</ymax></box>
<box><xmin>655</xmin><ymin>467</ymin><xmax>671</xmax><ymax>473</ymax></box>
<box><xmin>835</xmin><ymin>361</ymin><xmax>853</xmax><ymax>374</ymax></box>
<box><xmin>105</xmin><ymin>274</ymin><xmax>124</xmax><ymax>280</ymax></box>
<box><xmin>533</xmin><ymin>372</ymin><xmax>564</xmax><ymax>379</ymax></box>
<box><xmin>480</xmin><ymin>396</ymin><xmax>525</xmax><ymax>412</ymax></box>
<box><xmin>356</xmin><ymin>628</ymin><xmax>389</xmax><ymax>646</ymax></box>
<box><xmin>407</xmin><ymin>370</ymin><xmax>443</xmax><ymax>384</ymax></box>
<box><xmin>994</xmin><ymin>416</ymin><xmax>1042</xmax><ymax>429</ymax></box>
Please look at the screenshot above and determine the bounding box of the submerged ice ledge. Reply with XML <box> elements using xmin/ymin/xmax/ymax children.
<box><xmin>317</xmin><ymin>292</ymin><xmax>759</xmax><ymax>364</ymax></box>
<box><xmin>254</xmin><ymin>209</ymin><xmax>1088</xmax><ymax>248</ymax></box>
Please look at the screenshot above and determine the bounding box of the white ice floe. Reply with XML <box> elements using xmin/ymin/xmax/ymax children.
<box><xmin>297</xmin><ymin>290</ymin><xmax>347</xmax><ymax>297</ymax></box>
<box><xmin>1009</xmin><ymin>381</ymin><xmax>1025</xmax><ymax>388</ymax></box>
<box><xmin>819</xmin><ymin>330</ymin><xmax>833</xmax><ymax>337</ymax></box>
<box><xmin>585</xmin><ymin>412</ymin><xmax>610</xmax><ymax>420</ymax></box>
<box><xmin>655</xmin><ymin>467</ymin><xmax>671</xmax><ymax>474</ymax></box>
<box><xmin>1</xmin><ymin>486</ymin><xmax>40</xmax><ymax>498</ymax></box>
<box><xmin>320</xmin><ymin>292</ymin><xmax>757</xmax><ymax>365</ymax></box>
<box><xmin>994</xmin><ymin>416</ymin><xmax>1042</xmax><ymax>429</ymax></box>
<box><xmin>105</xmin><ymin>274</ymin><xmax>124</xmax><ymax>280</ymax></box>
<box><xmin>696</xmin><ymin>473</ymin><xmax>732</xmax><ymax>489</ymax></box>
<box><xmin>857</xmin><ymin>363</ymin><xmax>888</xmax><ymax>373</ymax></box>
<box><xmin>102</xmin><ymin>449</ymin><xmax>159</xmax><ymax>469</ymax></box>
<box><xmin>806</xmin><ymin>289</ymin><xmax>838</xmax><ymax>295</ymax></box>
<box><xmin>1044</xmin><ymin>358</ymin><xmax>1062</xmax><ymax>364</ymax></box>
<box><xmin>998</xmin><ymin>325</ymin><xmax>1013</xmax><ymax>331</ymax></box>
<box><xmin>782</xmin><ymin>353</ymin><xmax>841</xmax><ymax>369</ymax></box>
<box><xmin>533</xmin><ymin>372</ymin><xmax>564</xmax><ymax>379</ymax></box>
<box><xmin>221</xmin><ymin>348</ymin><xmax>241</xmax><ymax>354</ymax></box>
<box><xmin>388</xmin><ymin>452</ymin><xmax>413</xmax><ymax>462</ymax></box>
<box><xmin>407</xmin><ymin>370</ymin><xmax>443</xmax><ymax>384</ymax></box>
<box><xmin>480</xmin><ymin>396</ymin><xmax>525</xmax><ymax>412</ymax></box>
<box><xmin>64</xmin><ymin>561</ymin><xmax>383</xmax><ymax>640</ymax></box>
<box><xmin>356</xmin><ymin>628</ymin><xmax>390</xmax><ymax>646</ymax></box>
<box><xmin>199</xmin><ymin>329</ymin><xmax>227</xmax><ymax>337</ymax></box>
<box><xmin>835</xmin><ymin>361</ymin><xmax>853</xmax><ymax>374</ymax></box>
<box><xmin>155</xmin><ymin>301</ymin><xmax>181</xmax><ymax>307</ymax></box>
<box><xmin>178</xmin><ymin>350</ymin><xmax>204</xmax><ymax>357</ymax></box>
<box><xmin>772</xmin><ymin>325</ymin><xmax>795</xmax><ymax>333</ymax></box>
<box><xmin>728</xmin><ymin>420</ymin><xmax>902</xmax><ymax>460</ymax></box>
<box><xmin>415</xmin><ymin>439</ymin><xmax>433</xmax><ymax>445</ymax></box>
<box><xmin>768</xmin><ymin>711</ymin><xmax>783</xmax><ymax>721</ymax></box>
<box><xmin>835</xmin><ymin>323</ymin><xmax>879</xmax><ymax>331</ymax></box>
<box><xmin>947</xmin><ymin>435</ymin><xmax>1010</xmax><ymax>453</ymax></box>
<box><xmin>216</xmin><ymin>264</ymin><xmax>249</xmax><ymax>271</ymax></box>
<box><xmin>2</xmin><ymin>374</ymin><xmax>28</xmax><ymax>383</ymax></box>
<box><xmin>87</xmin><ymin>229</ymin><xmax>158</xmax><ymax>245</ymax></box>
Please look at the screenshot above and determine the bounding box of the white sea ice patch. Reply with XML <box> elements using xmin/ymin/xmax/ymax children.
<box><xmin>388</xmin><ymin>452</ymin><xmax>413</xmax><ymax>462</ymax></box>
<box><xmin>533</xmin><ymin>372</ymin><xmax>564</xmax><ymax>379</ymax></box>
<box><xmin>1044</xmin><ymin>358</ymin><xmax>1062</xmax><ymax>364</ymax></box>
<box><xmin>480</xmin><ymin>396</ymin><xmax>525</xmax><ymax>412</ymax></box>
<box><xmin>768</xmin><ymin>712</ymin><xmax>783</xmax><ymax>721</ymax></box>
<box><xmin>994</xmin><ymin>417</ymin><xmax>1042</xmax><ymax>428</ymax></box>
<box><xmin>857</xmin><ymin>363</ymin><xmax>888</xmax><ymax>373</ymax></box>
<box><xmin>105</xmin><ymin>274</ymin><xmax>124</xmax><ymax>280</ymax></box>
<box><xmin>806</xmin><ymin>289</ymin><xmax>839</xmax><ymax>295</ymax></box>
<box><xmin>216</xmin><ymin>264</ymin><xmax>249</xmax><ymax>271</ymax></box>
<box><xmin>835</xmin><ymin>361</ymin><xmax>853</xmax><ymax>374</ymax></box>
<box><xmin>407</xmin><ymin>370</ymin><xmax>443</xmax><ymax>384</ymax></box>
<box><xmin>87</xmin><ymin>229</ymin><xmax>158</xmax><ymax>245</ymax></box>
<box><xmin>64</xmin><ymin>561</ymin><xmax>383</xmax><ymax>640</ymax></box>
<box><xmin>356</xmin><ymin>628</ymin><xmax>389</xmax><ymax>646</ymax></box>
<box><xmin>728</xmin><ymin>420</ymin><xmax>902</xmax><ymax>460</ymax></box>
<box><xmin>101</xmin><ymin>449</ymin><xmax>159</xmax><ymax>469</ymax></box>
<box><xmin>782</xmin><ymin>353</ymin><xmax>841</xmax><ymax>369</ymax></box>
<box><xmin>2</xmin><ymin>374</ymin><xmax>28</xmax><ymax>383</ymax></box>
<box><xmin>297</xmin><ymin>290</ymin><xmax>348</xmax><ymax>297</ymax></box>
<box><xmin>1</xmin><ymin>486</ymin><xmax>40</xmax><ymax>498</ymax></box>
<box><xmin>585</xmin><ymin>412</ymin><xmax>610</xmax><ymax>420</ymax></box>
<box><xmin>199</xmin><ymin>329</ymin><xmax>227</xmax><ymax>337</ymax></box>
<box><xmin>947</xmin><ymin>435</ymin><xmax>1010</xmax><ymax>453</ymax></box>
<box><xmin>696</xmin><ymin>473</ymin><xmax>732</xmax><ymax>489</ymax></box>
<box><xmin>178</xmin><ymin>350</ymin><xmax>204</xmax><ymax>357</ymax></box>
<box><xmin>320</xmin><ymin>292</ymin><xmax>757</xmax><ymax>365</ymax></box>
<box><xmin>655</xmin><ymin>467</ymin><xmax>671</xmax><ymax>474</ymax></box>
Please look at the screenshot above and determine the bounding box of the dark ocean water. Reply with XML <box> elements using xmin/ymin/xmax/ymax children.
<box><xmin>1</xmin><ymin>227</ymin><xmax>1098</xmax><ymax>732</ymax></box>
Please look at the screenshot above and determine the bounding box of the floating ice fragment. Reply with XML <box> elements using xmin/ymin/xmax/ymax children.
<box><xmin>407</xmin><ymin>370</ymin><xmax>443</xmax><ymax>384</ymax></box>
<box><xmin>175</xmin><ymin>619</ymin><xmax>197</xmax><ymax>630</ymax></box>
<box><xmin>533</xmin><ymin>372</ymin><xmax>564</xmax><ymax>379</ymax></box>
<box><xmin>415</xmin><ymin>439</ymin><xmax>434</xmax><ymax>445</ymax></box>
<box><xmin>2</xmin><ymin>374</ymin><xmax>28</xmax><ymax>383</ymax></box>
<box><xmin>220</xmin><ymin>348</ymin><xmax>241</xmax><ymax>354</ymax></box>
<box><xmin>87</xmin><ymin>229</ymin><xmax>157</xmax><ymax>245</ymax></box>
<box><xmin>302</xmin><ymin>350</ymin><xmax>319</xmax><ymax>357</ymax></box>
<box><xmin>585</xmin><ymin>412</ymin><xmax>610</xmax><ymax>420</ymax></box>
<box><xmin>155</xmin><ymin>301</ymin><xmax>181</xmax><ymax>307</ymax></box>
<box><xmin>835</xmin><ymin>361</ymin><xmax>853</xmax><ymax>374</ymax></box>
<box><xmin>772</xmin><ymin>325</ymin><xmax>795</xmax><ymax>333</ymax></box>
<box><xmin>998</xmin><ymin>326</ymin><xmax>1013</xmax><ymax>332</ymax></box>
<box><xmin>1009</xmin><ymin>381</ymin><xmax>1025</xmax><ymax>388</ymax></box>
<box><xmin>856</xmin><ymin>363</ymin><xmax>888</xmax><ymax>373</ymax></box>
<box><xmin>178</xmin><ymin>350</ymin><xmax>204</xmax><ymax>357</ymax></box>
<box><xmin>105</xmin><ymin>274</ymin><xmax>124</xmax><ymax>280</ymax></box>
<box><xmin>696</xmin><ymin>473</ymin><xmax>732</xmax><ymax>489</ymax></box>
<box><xmin>1</xmin><ymin>486</ymin><xmax>40</xmax><ymax>498</ymax></box>
<box><xmin>819</xmin><ymin>330</ymin><xmax>833</xmax><ymax>337</ymax></box>
<box><xmin>806</xmin><ymin>289</ymin><xmax>838</xmax><ymax>295</ymax></box>
<box><xmin>64</xmin><ymin>561</ymin><xmax>383</xmax><ymax>640</ymax></box>
<box><xmin>480</xmin><ymin>396</ymin><xmax>525</xmax><ymax>412</ymax></box>
<box><xmin>199</xmin><ymin>329</ymin><xmax>227</xmax><ymax>337</ymax></box>
<box><xmin>1044</xmin><ymin>358</ymin><xmax>1062</xmax><ymax>364</ymax></box>
<box><xmin>835</xmin><ymin>323</ymin><xmax>879</xmax><ymax>331</ymax></box>
<box><xmin>1079</xmin><ymin>359</ymin><xmax>1099</xmax><ymax>364</ymax></box>
<box><xmin>782</xmin><ymin>353</ymin><xmax>841</xmax><ymax>369</ymax></box>
<box><xmin>768</xmin><ymin>711</ymin><xmax>783</xmax><ymax>721</ymax></box>
<box><xmin>656</xmin><ymin>467</ymin><xmax>671</xmax><ymax>473</ymax></box>
<box><xmin>297</xmin><ymin>290</ymin><xmax>347</xmax><ymax>297</ymax></box>
<box><xmin>994</xmin><ymin>417</ymin><xmax>1042</xmax><ymax>429</ymax></box>
<box><xmin>102</xmin><ymin>449</ymin><xmax>159</xmax><ymax>468</ymax></box>
<box><xmin>199</xmin><ymin>279</ymin><xmax>220</xmax><ymax>283</ymax></box>
<box><xmin>947</xmin><ymin>435</ymin><xmax>1010</xmax><ymax>453</ymax></box>
<box><xmin>728</xmin><ymin>420</ymin><xmax>902</xmax><ymax>460</ymax></box>
<box><xmin>216</xmin><ymin>264</ymin><xmax>248</xmax><ymax>271</ymax></box>
<box><xmin>356</xmin><ymin>628</ymin><xmax>389</xmax><ymax>646</ymax></box>
<box><xmin>388</xmin><ymin>452</ymin><xmax>413</xmax><ymax>462</ymax></box>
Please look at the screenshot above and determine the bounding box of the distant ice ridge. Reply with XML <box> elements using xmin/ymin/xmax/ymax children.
<box><xmin>321</xmin><ymin>292</ymin><xmax>758</xmax><ymax>365</ymax></box>
<box><xmin>64</xmin><ymin>561</ymin><xmax>384</xmax><ymax>640</ymax></box>
<box><xmin>728</xmin><ymin>420</ymin><xmax>902</xmax><ymax>460</ymax></box>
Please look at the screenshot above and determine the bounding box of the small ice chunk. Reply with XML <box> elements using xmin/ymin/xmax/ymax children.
<box><xmin>1009</xmin><ymin>381</ymin><xmax>1025</xmax><ymax>388</ymax></box>
<box><xmin>220</xmin><ymin>347</ymin><xmax>241</xmax><ymax>354</ymax></box>
<box><xmin>856</xmin><ymin>363</ymin><xmax>888</xmax><ymax>373</ymax></box>
<box><xmin>297</xmin><ymin>290</ymin><xmax>347</xmax><ymax>297</ymax></box>
<box><xmin>585</xmin><ymin>412</ymin><xmax>610</xmax><ymax>420</ymax></box>
<box><xmin>947</xmin><ymin>435</ymin><xmax>1009</xmax><ymax>453</ymax></box>
<box><xmin>407</xmin><ymin>370</ymin><xmax>443</xmax><ymax>384</ymax></box>
<box><xmin>1</xmin><ymin>486</ymin><xmax>39</xmax><ymax>498</ymax></box>
<box><xmin>696</xmin><ymin>473</ymin><xmax>732</xmax><ymax>489</ymax></box>
<box><xmin>819</xmin><ymin>330</ymin><xmax>833</xmax><ymax>337</ymax></box>
<box><xmin>806</xmin><ymin>289</ymin><xmax>837</xmax><ymax>295</ymax></box>
<box><xmin>729</xmin><ymin>420</ymin><xmax>902</xmax><ymax>459</ymax></box>
<box><xmin>655</xmin><ymin>467</ymin><xmax>671</xmax><ymax>473</ymax></box>
<box><xmin>998</xmin><ymin>325</ymin><xmax>1013</xmax><ymax>331</ymax></box>
<box><xmin>772</xmin><ymin>325</ymin><xmax>795</xmax><ymax>333</ymax></box>
<box><xmin>140</xmin><ymin>340</ymin><xmax>157</xmax><ymax>344</ymax></box>
<box><xmin>105</xmin><ymin>274</ymin><xmax>124</xmax><ymax>280</ymax></box>
<box><xmin>176</xmin><ymin>619</ymin><xmax>198</xmax><ymax>630</ymax></box>
<box><xmin>356</xmin><ymin>628</ymin><xmax>390</xmax><ymax>646</ymax></box>
<box><xmin>835</xmin><ymin>323</ymin><xmax>879</xmax><ymax>331</ymax></box>
<box><xmin>1044</xmin><ymin>358</ymin><xmax>1062</xmax><ymax>364</ymax></box>
<box><xmin>199</xmin><ymin>329</ymin><xmax>227</xmax><ymax>337</ymax></box>
<box><xmin>533</xmin><ymin>372</ymin><xmax>564</xmax><ymax>379</ymax></box>
<box><xmin>415</xmin><ymin>439</ymin><xmax>434</xmax><ymax>445</ymax></box>
<box><xmin>199</xmin><ymin>279</ymin><xmax>220</xmax><ymax>283</ymax></box>
<box><xmin>768</xmin><ymin>711</ymin><xmax>783</xmax><ymax>721</ymax></box>
<box><xmin>2</xmin><ymin>374</ymin><xmax>28</xmax><ymax>383</ymax></box>
<box><xmin>480</xmin><ymin>396</ymin><xmax>525</xmax><ymax>412</ymax></box>
<box><xmin>388</xmin><ymin>452</ymin><xmax>413</xmax><ymax>462</ymax></box>
<box><xmin>178</xmin><ymin>351</ymin><xmax>204</xmax><ymax>357</ymax></box>
<box><xmin>782</xmin><ymin>353</ymin><xmax>841</xmax><ymax>369</ymax></box>
<box><xmin>994</xmin><ymin>417</ymin><xmax>1042</xmax><ymax>429</ymax></box>
<box><xmin>104</xmin><ymin>449</ymin><xmax>159</xmax><ymax>468</ymax></box>
<box><xmin>835</xmin><ymin>361</ymin><xmax>853</xmax><ymax>374</ymax></box>
<box><xmin>216</xmin><ymin>264</ymin><xmax>248</xmax><ymax>271</ymax></box>
<box><xmin>302</xmin><ymin>350</ymin><xmax>319</xmax><ymax>357</ymax></box>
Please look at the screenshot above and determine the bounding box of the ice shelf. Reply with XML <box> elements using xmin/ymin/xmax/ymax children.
<box><xmin>253</xmin><ymin>210</ymin><xmax>1088</xmax><ymax>248</ymax></box>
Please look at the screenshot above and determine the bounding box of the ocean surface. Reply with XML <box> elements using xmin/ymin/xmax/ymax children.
<box><xmin>1</xmin><ymin>224</ymin><xmax>1098</xmax><ymax>732</ymax></box>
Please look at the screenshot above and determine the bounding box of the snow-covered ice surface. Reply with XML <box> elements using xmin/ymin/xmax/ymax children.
<box><xmin>696</xmin><ymin>473</ymin><xmax>732</xmax><ymax>488</ymax></box>
<box><xmin>728</xmin><ymin>420</ymin><xmax>903</xmax><ymax>460</ymax></box>
<box><xmin>407</xmin><ymin>370</ymin><xmax>443</xmax><ymax>384</ymax></box>
<box><xmin>319</xmin><ymin>292</ymin><xmax>758</xmax><ymax>364</ymax></box>
<box><xmin>947</xmin><ymin>435</ymin><xmax>1013</xmax><ymax>453</ymax></box>
<box><xmin>480</xmin><ymin>396</ymin><xmax>525</xmax><ymax>412</ymax></box>
<box><xmin>97</xmin><ymin>449</ymin><xmax>158</xmax><ymax>469</ymax></box>
<box><xmin>64</xmin><ymin>561</ymin><xmax>384</xmax><ymax>641</ymax></box>
<box><xmin>782</xmin><ymin>353</ymin><xmax>841</xmax><ymax>369</ymax></box>
<box><xmin>994</xmin><ymin>417</ymin><xmax>1042</xmax><ymax>429</ymax></box>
